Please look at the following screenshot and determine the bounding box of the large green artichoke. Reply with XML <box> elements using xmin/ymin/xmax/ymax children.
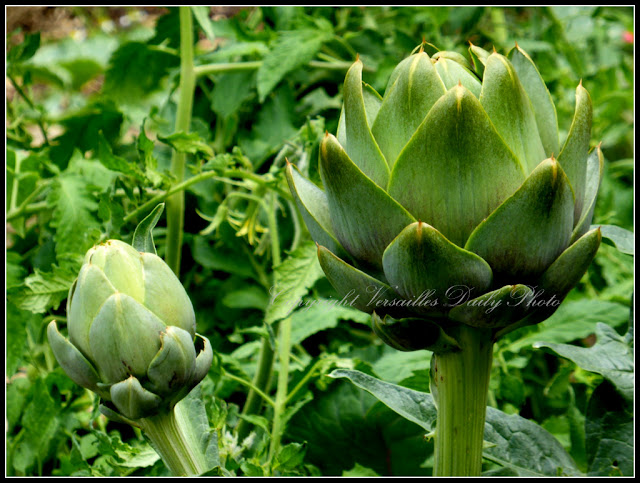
<box><xmin>48</xmin><ymin>240</ymin><xmax>213</xmax><ymax>420</ymax></box>
<box><xmin>286</xmin><ymin>44</ymin><xmax>602</xmax><ymax>350</ymax></box>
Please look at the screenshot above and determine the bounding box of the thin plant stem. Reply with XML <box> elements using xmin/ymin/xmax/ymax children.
<box><xmin>224</xmin><ymin>373</ymin><xmax>276</xmax><ymax>407</ymax></box>
<box><xmin>236</xmin><ymin>191</ymin><xmax>283</xmax><ymax>442</ymax></box>
<box><xmin>165</xmin><ymin>6</ymin><xmax>196</xmax><ymax>276</ymax></box>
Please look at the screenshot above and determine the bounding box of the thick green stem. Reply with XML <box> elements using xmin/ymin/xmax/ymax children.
<box><xmin>165</xmin><ymin>6</ymin><xmax>196</xmax><ymax>275</ymax></box>
<box><xmin>138</xmin><ymin>405</ymin><xmax>209</xmax><ymax>476</ymax></box>
<box><xmin>431</xmin><ymin>325</ymin><xmax>493</xmax><ymax>476</ymax></box>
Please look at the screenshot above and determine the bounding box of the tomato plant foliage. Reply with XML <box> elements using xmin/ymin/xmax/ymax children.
<box><xmin>6</xmin><ymin>6</ymin><xmax>634</xmax><ymax>476</ymax></box>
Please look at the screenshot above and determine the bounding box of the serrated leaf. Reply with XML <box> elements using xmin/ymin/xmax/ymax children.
<box><xmin>265</xmin><ymin>241</ymin><xmax>325</xmax><ymax>324</ymax></box>
<box><xmin>8</xmin><ymin>265</ymin><xmax>76</xmax><ymax>314</ymax></box>
<box><xmin>211</xmin><ymin>71</ymin><xmax>256</xmax><ymax>119</ymax></box>
<box><xmin>9</xmin><ymin>378</ymin><xmax>60</xmax><ymax>475</ymax></box>
<box><xmin>275</xmin><ymin>442</ymin><xmax>307</xmax><ymax>471</ymax></box>
<box><xmin>289</xmin><ymin>301</ymin><xmax>370</xmax><ymax>345</ymax></box>
<box><xmin>534</xmin><ymin>322</ymin><xmax>633</xmax><ymax>401</ymax></box>
<box><xmin>157</xmin><ymin>132</ymin><xmax>214</xmax><ymax>158</ymax></box>
<box><xmin>97</xmin><ymin>132</ymin><xmax>145</xmax><ymax>181</ymax></box>
<box><xmin>103</xmin><ymin>42</ymin><xmax>178</xmax><ymax>102</ymax></box>
<box><xmin>285</xmin><ymin>377</ymin><xmax>430</xmax><ymax>476</ymax></box>
<box><xmin>585</xmin><ymin>381</ymin><xmax>633</xmax><ymax>476</ymax></box>
<box><xmin>330</xmin><ymin>369</ymin><xmax>582</xmax><ymax>476</ymax></box>
<box><xmin>48</xmin><ymin>173</ymin><xmax>101</xmax><ymax>257</ymax></box>
<box><xmin>257</xmin><ymin>25</ymin><xmax>333</xmax><ymax>102</ymax></box>
<box><xmin>49</xmin><ymin>100</ymin><xmax>124</xmax><ymax>170</ymax></box>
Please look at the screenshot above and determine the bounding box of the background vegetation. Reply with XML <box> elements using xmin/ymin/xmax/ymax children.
<box><xmin>6</xmin><ymin>6</ymin><xmax>634</xmax><ymax>476</ymax></box>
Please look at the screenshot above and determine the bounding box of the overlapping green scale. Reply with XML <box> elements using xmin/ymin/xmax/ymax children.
<box><xmin>287</xmin><ymin>43</ymin><xmax>601</xmax><ymax>352</ymax></box>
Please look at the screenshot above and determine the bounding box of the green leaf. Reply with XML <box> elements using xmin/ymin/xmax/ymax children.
<box><xmin>289</xmin><ymin>301</ymin><xmax>370</xmax><ymax>346</ymax></box>
<box><xmin>132</xmin><ymin>203</ymin><xmax>164</xmax><ymax>255</ymax></box>
<box><xmin>265</xmin><ymin>241</ymin><xmax>325</xmax><ymax>324</ymax></box>
<box><xmin>48</xmin><ymin>173</ymin><xmax>102</xmax><ymax>257</ymax></box>
<box><xmin>7</xmin><ymin>264</ymin><xmax>77</xmax><ymax>314</ymax></box>
<box><xmin>49</xmin><ymin>100</ymin><xmax>124</xmax><ymax>170</ymax></box>
<box><xmin>342</xmin><ymin>463</ymin><xmax>380</xmax><ymax>477</ymax></box>
<box><xmin>257</xmin><ymin>24</ymin><xmax>333</xmax><ymax>102</ymax></box>
<box><xmin>594</xmin><ymin>224</ymin><xmax>634</xmax><ymax>255</ymax></box>
<box><xmin>211</xmin><ymin>71</ymin><xmax>256</xmax><ymax>119</ymax></box>
<box><xmin>238</xmin><ymin>87</ymin><xmax>297</xmax><ymax>166</ymax></box>
<box><xmin>330</xmin><ymin>369</ymin><xmax>582</xmax><ymax>476</ymax></box>
<box><xmin>103</xmin><ymin>42</ymin><xmax>178</xmax><ymax>102</ymax></box>
<box><xmin>6</xmin><ymin>302</ymin><xmax>36</xmax><ymax>376</ymax></box>
<box><xmin>275</xmin><ymin>442</ymin><xmax>307</xmax><ymax>471</ymax></box>
<box><xmin>174</xmin><ymin>386</ymin><xmax>220</xmax><ymax>474</ymax></box>
<box><xmin>9</xmin><ymin>378</ymin><xmax>60</xmax><ymax>475</ymax></box>
<box><xmin>285</xmin><ymin>379</ymin><xmax>430</xmax><ymax>476</ymax></box>
<box><xmin>97</xmin><ymin>132</ymin><xmax>145</xmax><ymax>181</ymax></box>
<box><xmin>585</xmin><ymin>381</ymin><xmax>633</xmax><ymax>476</ymax></box>
<box><xmin>191</xmin><ymin>7</ymin><xmax>216</xmax><ymax>42</ymax></box>
<box><xmin>157</xmin><ymin>132</ymin><xmax>214</xmax><ymax>158</ymax></box>
<box><xmin>534</xmin><ymin>322</ymin><xmax>633</xmax><ymax>401</ymax></box>
<box><xmin>8</xmin><ymin>32</ymin><xmax>41</xmax><ymax>64</ymax></box>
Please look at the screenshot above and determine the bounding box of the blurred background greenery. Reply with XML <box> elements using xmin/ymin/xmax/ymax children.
<box><xmin>6</xmin><ymin>6</ymin><xmax>634</xmax><ymax>476</ymax></box>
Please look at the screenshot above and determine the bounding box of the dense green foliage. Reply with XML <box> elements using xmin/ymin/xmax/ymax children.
<box><xmin>6</xmin><ymin>6</ymin><xmax>633</xmax><ymax>476</ymax></box>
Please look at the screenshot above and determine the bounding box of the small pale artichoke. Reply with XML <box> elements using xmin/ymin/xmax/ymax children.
<box><xmin>286</xmin><ymin>44</ymin><xmax>602</xmax><ymax>350</ymax></box>
<box><xmin>48</xmin><ymin>240</ymin><xmax>213</xmax><ymax>420</ymax></box>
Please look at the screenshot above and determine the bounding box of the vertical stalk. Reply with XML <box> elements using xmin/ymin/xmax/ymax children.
<box><xmin>165</xmin><ymin>6</ymin><xmax>195</xmax><ymax>275</ymax></box>
<box><xmin>138</xmin><ymin>405</ymin><xmax>209</xmax><ymax>476</ymax></box>
<box><xmin>431</xmin><ymin>325</ymin><xmax>493</xmax><ymax>476</ymax></box>
<box><xmin>268</xmin><ymin>315</ymin><xmax>292</xmax><ymax>463</ymax></box>
<box><xmin>237</xmin><ymin>192</ymin><xmax>282</xmax><ymax>440</ymax></box>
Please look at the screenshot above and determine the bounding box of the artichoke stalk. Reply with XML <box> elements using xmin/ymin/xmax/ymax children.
<box><xmin>287</xmin><ymin>43</ymin><xmax>602</xmax><ymax>476</ymax></box>
<box><xmin>47</xmin><ymin>240</ymin><xmax>213</xmax><ymax>475</ymax></box>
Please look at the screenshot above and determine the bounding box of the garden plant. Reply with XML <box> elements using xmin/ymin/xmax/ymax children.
<box><xmin>6</xmin><ymin>6</ymin><xmax>634</xmax><ymax>477</ymax></box>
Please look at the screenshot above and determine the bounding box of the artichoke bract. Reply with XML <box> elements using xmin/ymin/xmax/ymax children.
<box><xmin>286</xmin><ymin>43</ymin><xmax>602</xmax><ymax>350</ymax></box>
<box><xmin>48</xmin><ymin>240</ymin><xmax>213</xmax><ymax>420</ymax></box>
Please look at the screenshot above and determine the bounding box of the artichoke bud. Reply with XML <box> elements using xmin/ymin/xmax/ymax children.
<box><xmin>48</xmin><ymin>239</ymin><xmax>213</xmax><ymax>420</ymax></box>
<box><xmin>288</xmin><ymin>42</ymin><xmax>602</xmax><ymax>351</ymax></box>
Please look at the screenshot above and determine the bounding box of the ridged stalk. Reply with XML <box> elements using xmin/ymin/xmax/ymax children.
<box><xmin>431</xmin><ymin>325</ymin><xmax>493</xmax><ymax>476</ymax></box>
<box><xmin>138</xmin><ymin>404</ymin><xmax>209</xmax><ymax>476</ymax></box>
